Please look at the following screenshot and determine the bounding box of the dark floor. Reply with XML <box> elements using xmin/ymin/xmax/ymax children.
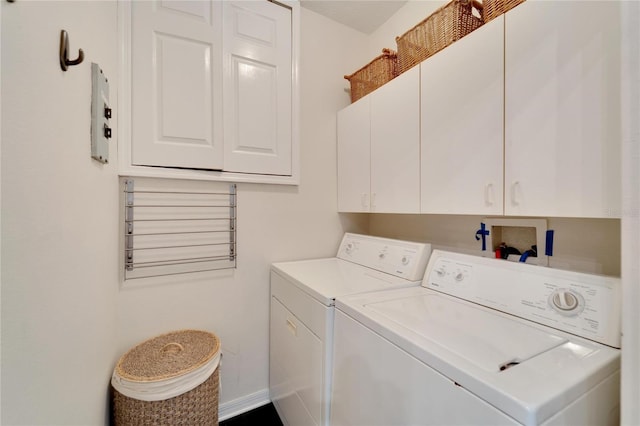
<box><xmin>220</xmin><ymin>403</ymin><xmax>283</xmax><ymax>426</ymax></box>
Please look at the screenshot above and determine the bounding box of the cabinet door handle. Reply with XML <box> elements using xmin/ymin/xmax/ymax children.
<box><xmin>286</xmin><ymin>317</ymin><xmax>297</xmax><ymax>336</ymax></box>
<box><xmin>484</xmin><ymin>183</ymin><xmax>494</xmax><ymax>206</ymax></box>
<box><xmin>361</xmin><ymin>193</ymin><xmax>369</xmax><ymax>209</ymax></box>
<box><xmin>511</xmin><ymin>181</ymin><xmax>520</xmax><ymax>206</ymax></box>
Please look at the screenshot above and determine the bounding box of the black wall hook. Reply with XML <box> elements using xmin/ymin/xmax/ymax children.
<box><xmin>59</xmin><ymin>30</ymin><xmax>84</xmax><ymax>71</ymax></box>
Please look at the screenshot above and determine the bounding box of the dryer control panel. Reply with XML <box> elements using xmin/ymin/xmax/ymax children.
<box><xmin>424</xmin><ymin>250</ymin><xmax>621</xmax><ymax>348</ymax></box>
<box><xmin>337</xmin><ymin>233</ymin><xmax>432</xmax><ymax>281</ymax></box>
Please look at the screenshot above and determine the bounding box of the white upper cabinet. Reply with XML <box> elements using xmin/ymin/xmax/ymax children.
<box><xmin>337</xmin><ymin>0</ymin><xmax>621</xmax><ymax>217</ymax></box>
<box><xmin>370</xmin><ymin>66</ymin><xmax>421</xmax><ymax>213</ymax></box>
<box><xmin>337</xmin><ymin>97</ymin><xmax>371</xmax><ymax>213</ymax></box>
<box><xmin>337</xmin><ymin>66</ymin><xmax>420</xmax><ymax>213</ymax></box>
<box><xmin>223</xmin><ymin>1</ymin><xmax>292</xmax><ymax>175</ymax></box>
<box><xmin>421</xmin><ymin>15</ymin><xmax>504</xmax><ymax>215</ymax></box>
<box><xmin>504</xmin><ymin>0</ymin><xmax>621</xmax><ymax>218</ymax></box>
<box><xmin>122</xmin><ymin>0</ymin><xmax>298</xmax><ymax>183</ymax></box>
<box><xmin>131</xmin><ymin>1</ymin><xmax>224</xmax><ymax>170</ymax></box>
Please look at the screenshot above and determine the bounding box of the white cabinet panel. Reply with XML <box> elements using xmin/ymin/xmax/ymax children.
<box><xmin>505</xmin><ymin>0</ymin><xmax>621</xmax><ymax>218</ymax></box>
<box><xmin>337</xmin><ymin>98</ymin><xmax>371</xmax><ymax>213</ymax></box>
<box><xmin>157</xmin><ymin>35</ymin><xmax>212</xmax><ymax>142</ymax></box>
<box><xmin>232</xmin><ymin>57</ymin><xmax>277</xmax><ymax>150</ymax></box>
<box><xmin>421</xmin><ymin>16</ymin><xmax>504</xmax><ymax>215</ymax></box>
<box><xmin>131</xmin><ymin>0</ymin><xmax>223</xmax><ymax>170</ymax></box>
<box><xmin>223</xmin><ymin>1</ymin><xmax>292</xmax><ymax>176</ymax></box>
<box><xmin>270</xmin><ymin>297</ymin><xmax>323</xmax><ymax>426</ymax></box>
<box><xmin>370</xmin><ymin>66</ymin><xmax>421</xmax><ymax>213</ymax></box>
<box><xmin>158</xmin><ymin>1</ymin><xmax>211</xmax><ymax>22</ymax></box>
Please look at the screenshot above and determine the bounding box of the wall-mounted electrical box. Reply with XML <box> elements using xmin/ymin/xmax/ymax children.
<box><xmin>480</xmin><ymin>217</ymin><xmax>550</xmax><ymax>266</ymax></box>
<box><xmin>91</xmin><ymin>63</ymin><xmax>111</xmax><ymax>164</ymax></box>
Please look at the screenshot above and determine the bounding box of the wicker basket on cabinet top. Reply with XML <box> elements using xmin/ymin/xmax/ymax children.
<box><xmin>482</xmin><ymin>0</ymin><xmax>526</xmax><ymax>23</ymax></box>
<box><xmin>344</xmin><ymin>48</ymin><xmax>398</xmax><ymax>103</ymax></box>
<box><xmin>395</xmin><ymin>0</ymin><xmax>484</xmax><ymax>74</ymax></box>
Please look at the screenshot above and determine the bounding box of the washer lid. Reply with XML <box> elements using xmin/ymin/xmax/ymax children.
<box><xmin>366</xmin><ymin>293</ymin><xmax>567</xmax><ymax>372</ymax></box>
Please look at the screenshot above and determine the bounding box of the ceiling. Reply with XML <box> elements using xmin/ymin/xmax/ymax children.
<box><xmin>300</xmin><ymin>1</ymin><xmax>408</xmax><ymax>34</ymax></box>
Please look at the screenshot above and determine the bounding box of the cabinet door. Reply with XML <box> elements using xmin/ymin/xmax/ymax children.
<box><xmin>505</xmin><ymin>0</ymin><xmax>621</xmax><ymax>218</ymax></box>
<box><xmin>421</xmin><ymin>16</ymin><xmax>504</xmax><ymax>215</ymax></box>
<box><xmin>337</xmin><ymin>98</ymin><xmax>371</xmax><ymax>213</ymax></box>
<box><xmin>131</xmin><ymin>1</ymin><xmax>223</xmax><ymax>170</ymax></box>
<box><xmin>370</xmin><ymin>66</ymin><xmax>421</xmax><ymax>213</ymax></box>
<box><xmin>223</xmin><ymin>1</ymin><xmax>292</xmax><ymax>176</ymax></box>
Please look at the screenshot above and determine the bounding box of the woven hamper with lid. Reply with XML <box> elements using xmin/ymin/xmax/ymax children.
<box><xmin>112</xmin><ymin>329</ymin><xmax>221</xmax><ymax>426</ymax></box>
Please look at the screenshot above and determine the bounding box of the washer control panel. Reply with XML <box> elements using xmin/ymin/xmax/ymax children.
<box><xmin>424</xmin><ymin>250</ymin><xmax>621</xmax><ymax>348</ymax></box>
<box><xmin>337</xmin><ymin>233</ymin><xmax>432</xmax><ymax>281</ymax></box>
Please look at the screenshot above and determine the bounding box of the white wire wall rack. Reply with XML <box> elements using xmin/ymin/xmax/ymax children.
<box><xmin>124</xmin><ymin>179</ymin><xmax>236</xmax><ymax>280</ymax></box>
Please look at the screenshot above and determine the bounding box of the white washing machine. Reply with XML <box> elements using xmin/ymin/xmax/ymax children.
<box><xmin>331</xmin><ymin>250</ymin><xmax>621</xmax><ymax>426</ymax></box>
<box><xmin>269</xmin><ymin>233</ymin><xmax>432</xmax><ymax>426</ymax></box>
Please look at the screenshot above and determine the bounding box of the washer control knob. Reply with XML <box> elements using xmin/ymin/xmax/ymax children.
<box><xmin>435</xmin><ymin>267</ymin><xmax>446</xmax><ymax>277</ymax></box>
<box><xmin>549</xmin><ymin>289</ymin><xmax>584</xmax><ymax>316</ymax></box>
<box><xmin>401</xmin><ymin>256</ymin><xmax>410</xmax><ymax>265</ymax></box>
<box><xmin>552</xmin><ymin>291</ymin><xmax>578</xmax><ymax>311</ymax></box>
<box><xmin>378</xmin><ymin>252</ymin><xmax>386</xmax><ymax>260</ymax></box>
<box><xmin>454</xmin><ymin>272</ymin><xmax>464</xmax><ymax>282</ymax></box>
<box><xmin>344</xmin><ymin>242</ymin><xmax>354</xmax><ymax>254</ymax></box>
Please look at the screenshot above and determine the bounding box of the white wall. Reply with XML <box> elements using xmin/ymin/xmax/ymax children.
<box><xmin>1</xmin><ymin>1</ymin><xmax>119</xmax><ymax>424</ymax></box>
<box><xmin>621</xmin><ymin>1</ymin><xmax>640</xmax><ymax>423</ymax></box>
<box><xmin>1</xmin><ymin>2</ymin><xmax>370</xmax><ymax>424</ymax></box>
<box><xmin>0</xmin><ymin>1</ymin><xmax>4</xmax><ymax>421</ymax></box>
<box><xmin>115</xmin><ymin>6</ymin><xmax>369</xmax><ymax>419</ymax></box>
<box><xmin>369</xmin><ymin>215</ymin><xmax>621</xmax><ymax>276</ymax></box>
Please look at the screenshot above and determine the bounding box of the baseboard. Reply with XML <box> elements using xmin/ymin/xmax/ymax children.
<box><xmin>218</xmin><ymin>388</ymin><xmax>271</xmax><ymax>421</ymax></box>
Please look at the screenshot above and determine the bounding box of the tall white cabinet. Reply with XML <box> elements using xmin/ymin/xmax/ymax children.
<box><xmin>504</xmin><ymin>0</ymin><xmax>621</xmax><ymax>218</ymax></box>
<box><xmin>337</xmin><ymin>97</ymin><xmax>371</xmax><ymax>212</ymax></box>
<box><xmin>420</xmin><ymin>15</ymin><xmax>504</xmax><ymax>215</ymax></box>
<box><xmin>371</xmin><ymin>66</ymin><xmax>421</xmax><ymax>213</ymax></box>
<box><xmin>124</xmin><ymin>0</ymin><xmax>296</xmax><ymax>179</ymax></box>
<box><xmin>337</xmin><ymin>66</ymin><xmax>420</xmax><ymax>213</ymax></box>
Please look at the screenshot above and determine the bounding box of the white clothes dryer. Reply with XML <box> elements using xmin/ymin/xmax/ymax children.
<box><xmin>269</xmin><ymin>233</ymin><xmax>432</xmax><ymax>426</ymax></box>
<box><xmin>331</xmin><ymin>250</ymin><xmax>621</xmax><ymax>426</ymax></box>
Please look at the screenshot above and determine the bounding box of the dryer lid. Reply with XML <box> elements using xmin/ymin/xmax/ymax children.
<box><xmin>365</xmin><ymin>293</ymin><xmax>568</xmax><ymax>372</ymax></box>
<box><xmin>272</xmin><ymin>258</ymin><xmax>420</xmax><ymax>306</ymax></box>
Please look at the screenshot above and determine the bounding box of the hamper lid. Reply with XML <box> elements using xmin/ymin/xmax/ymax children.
<box><xmin>115</xmin><ymin>329</ymin><xmax>220</xmax><ymax>382</ymax></box>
